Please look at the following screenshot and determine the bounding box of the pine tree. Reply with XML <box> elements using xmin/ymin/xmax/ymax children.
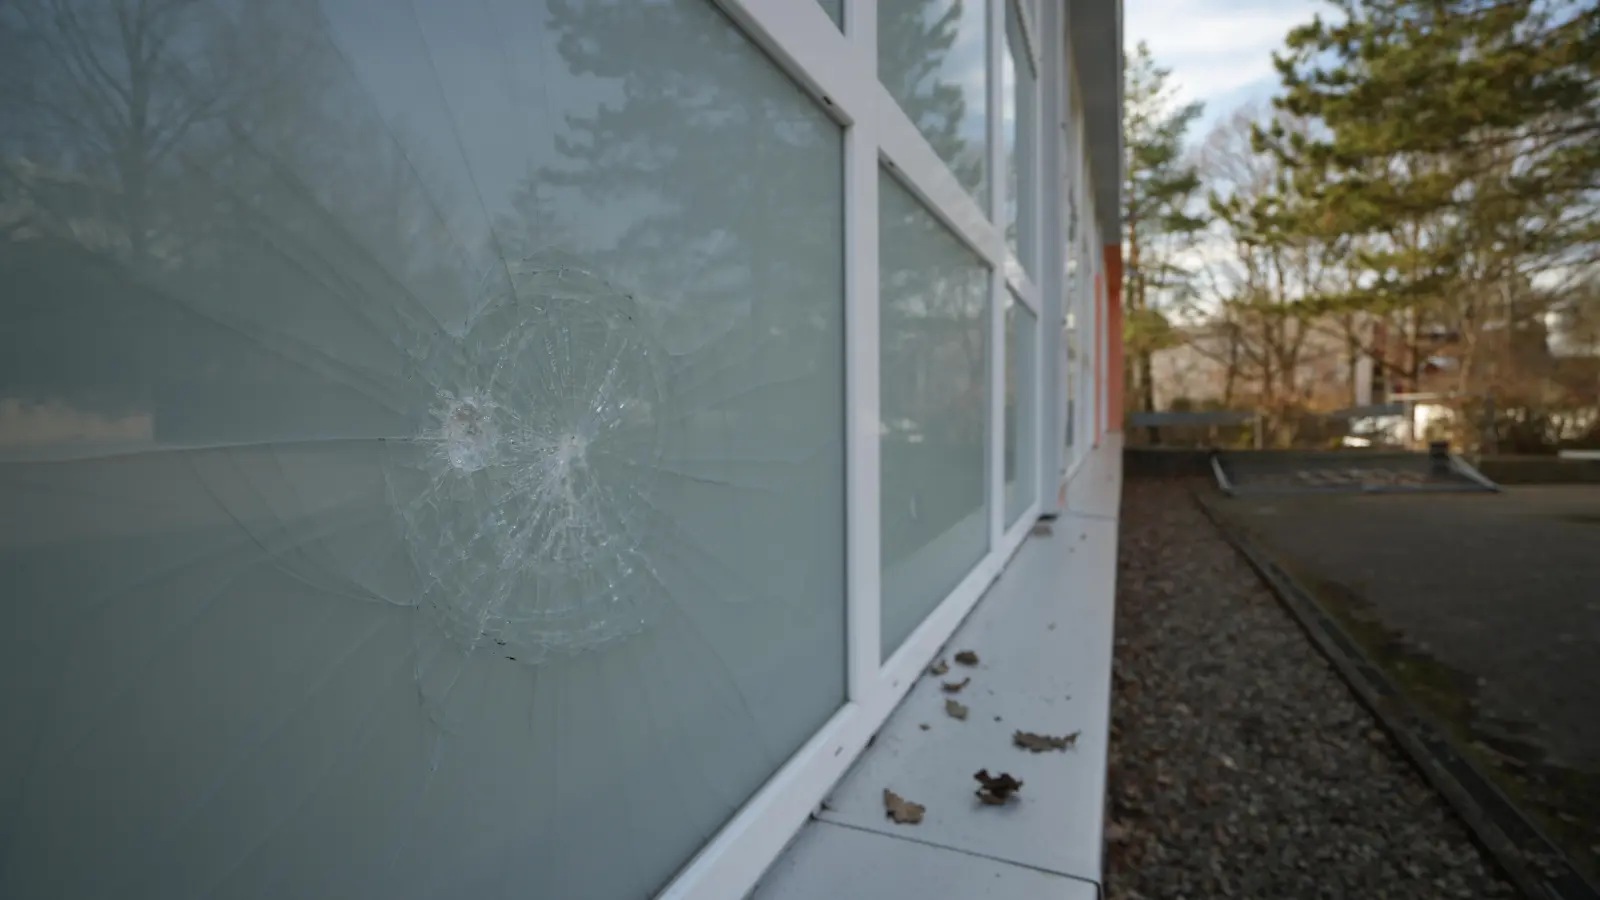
<box><xmin>1122</xmin><ymin>41</ymin><xmax>1207</xmax><ymax>440</ymax></box>
<box><xmin>1259</xmin><ymin>0</ymin><xmax>1599</xmax><ymax>441</ymax></box>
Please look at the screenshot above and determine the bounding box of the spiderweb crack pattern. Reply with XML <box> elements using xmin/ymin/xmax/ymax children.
<box><xmin>385</xmin><ymin>256</ymin><xmax>670</xmax><ymax>669</ymax></box>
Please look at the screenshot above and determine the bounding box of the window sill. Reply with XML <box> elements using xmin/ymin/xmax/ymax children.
<box><xmin>753</xmin><ymin>438</ymin><xmax>1122</xmax><ymax>898</ymax></box>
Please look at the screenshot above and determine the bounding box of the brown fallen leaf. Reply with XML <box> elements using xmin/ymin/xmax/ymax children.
<box><xmin>941</xmin><ymin>677</ymin><xmax>971</xmax><ymax>693</ymax></box>
<box><xmin>1031</xmin><ymin>523</ymin><xmax>1053</xmax><ymax>536</ymax></box>
<box><xmin>1013</xmin><ymin>730</ymin><xmax>1080</xmax><ymax>753</ymax></box>
<box><xmin>953</xmin><ymin>650</ymin><xmax>980</xmax><ymax>666</ymax></box>
<box><xmin>974</xmin><ymin>769</ymin><xmax>1023</xmax><ymax>805</ymax></box>
<box><xmin>945</xmin><ymin>699</ymin><xmax>969</xmax><ymax>720</ymax></box>
<box><xmin>928</xmin><ymin>659</ymin><xmax>949</xmax><ymax>676</ymax></box>
<box><xmin>919</xmin><ymin>723</ymin><xmax>931</xmax><ymax>730</ymax></box>
<box><xmin>883</xmin><ymin>788</ymin><xmax>925</xmax><ymax>824</ymax></box>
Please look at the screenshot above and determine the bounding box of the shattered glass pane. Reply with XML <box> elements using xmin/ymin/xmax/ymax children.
<box><xmin>389</xmin><ymin>261</ymin><xmax>675</xmax><ymax>666</ymax></box>
<box><xmin>0</xmin><ymin>1</ymin><xmax>847</xmax><ymax>898</ymax></box>
<box><xmin>878</xmin><ymin>171</ymin><xmax>990</xmax><ymax>658</ymax></box>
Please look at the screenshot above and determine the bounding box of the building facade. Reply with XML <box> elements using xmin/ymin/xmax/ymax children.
<box><xmin>0</xmin><ymin>1</ymin><xmax>1124</xmax><ymax>897</ymax></box>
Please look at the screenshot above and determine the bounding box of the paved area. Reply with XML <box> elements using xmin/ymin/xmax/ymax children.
<box><xmin>1209</xmin><ymin>485</ymin><xmax>1600</xmax><ymax>885</ymax></box>
<box><xmin>1110</xmin><ymin>479</ymin><xmax>1517</xmax><ymax>900</ymax></box>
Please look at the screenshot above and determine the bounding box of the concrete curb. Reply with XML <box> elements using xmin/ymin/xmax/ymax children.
<box><xmin>1194</xmin><ymin>492</ymin><xmax>1598</xmax><ymax>900</ymax></box>
<box><xmin>1451</xmin><ymin>453</ymin><xmax>1504</xmax><ymax>492</ymax></box>
<box><xmin>1209</xmin><ymin>452</ymin><xmax>1236</xmax><ymax>496</ymax></box>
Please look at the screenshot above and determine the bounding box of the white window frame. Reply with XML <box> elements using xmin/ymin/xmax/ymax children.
<box><xmin>657</xmin><ymin>2</ymin><xmax>1088</xmax><ymax>896</ymax></box>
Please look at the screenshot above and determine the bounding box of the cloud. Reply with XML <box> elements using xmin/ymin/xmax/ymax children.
<box><xmin>1125</xmin><ymin>0</ymin><xmax>1318</xmax><ymax>104</ymax></box>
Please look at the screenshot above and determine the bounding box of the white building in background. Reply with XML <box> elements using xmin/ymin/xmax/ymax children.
<box><xmin>0</xmin><ymin>2</ymin><xmax>1125</xmax><ymax>897</ymax></box>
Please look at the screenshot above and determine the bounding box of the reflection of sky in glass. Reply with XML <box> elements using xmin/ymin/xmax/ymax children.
<box><xmin>878</xmin><ymin>0</ymin><xmax>989</xmax><ymax>204</ymax></box>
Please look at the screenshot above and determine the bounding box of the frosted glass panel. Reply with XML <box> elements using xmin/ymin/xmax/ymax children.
<box><xmin>879</xmin><ymin>0</ymin><xmax>989</xmax><ymax>204</ymax></box>
<box><xmin>1063</xmin><ymin>309</ymin><xmax>1079</xmax><ymax>456</ymax></box>
<box><xmin>879</xmin><ymin>172</ymin><xmax>990</xmax><ymax>658</ymax></box>
<box><xmin>1004</xmin><ymin>1</ymin><xmax>1039</xmax><ymax>277</ymax></box>
<box><xmin>1005</xmin><ymin>296</ymin><xmax>1038</xmax><ymax>525</ymax></box>
<box><xmin>0</xmin><ymin>2</ymin><xmax>846</xmax><ymax>899</ymax></box>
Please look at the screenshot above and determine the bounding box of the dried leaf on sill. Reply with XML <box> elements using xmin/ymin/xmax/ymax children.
<box><xmin>945</xmin><ymin>699</ymin><xmax>969</xmax><ymax>721</ymax></box>
<box><xmin>919</xmin><ymin>723</ymin><xmax>931</xmax><ymax>730</ymax></box>
<box><xmin>883</xmin><ymin>789</ymin><xmax>925</xmax><ymax>824</ymax></box>
<box><xmin>1013</xmin><ymin>730</ymin><xmax>1080</xmax><ymax>753</ymax></box>
<box><xmin>974</xmin><ymin>769</ymin><xmax>1023</xmax><ymax>805</ymax></box>
<box><xmin>928</xmin><ymin>659</ymin><xmax>949</xmax><ymax>676</ymax></box>
<box><xmin>1031</xmin><ymin>523</ymin><xmax>1053</xmax><ymax>536</ymax></box>
<box><xmin>954</xmin><ymin>650</ymin><xmax>980</xmax><ymax>666</ymax></box>
<box><xmin>941</xmin><ymin>677</ymin><xmax>970</xmax><ymax>693</ymax></box>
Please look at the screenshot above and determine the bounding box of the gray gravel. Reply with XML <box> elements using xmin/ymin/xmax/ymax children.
<box><xmin>1107</xmin><ymin>479</ymin><xmax>1519</xmax><ymax>900</ymax></box>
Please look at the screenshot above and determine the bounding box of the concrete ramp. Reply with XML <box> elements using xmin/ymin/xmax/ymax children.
<box><xmin>1212</xmin><ymin>450</ymin><xmax>1500</xmax><ymax>496</ymax></box>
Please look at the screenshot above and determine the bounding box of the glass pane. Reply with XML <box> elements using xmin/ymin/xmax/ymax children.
<box><xmin>1064</xmin><ymin>307</ymin><xmax>1079</xmax><ymax>454</ymax></box>
<box><xmin>879</xmin><ymin>0</ymin><xmax>989</xmax><ymax>205</ymax></box>
<box><xmin>879</xmin><ymin>171</ymin><xmax>990</xmax><ymax>658</ymax></box>
<box><xmin>1064</xmin><ymin>250</ymin><xmax>1081</xmax><ymax>455</ymax></box>
<box><xmin>1004</xmin><ymin>0</ymin><xmax>1038</xmax><ymax>277</ymax></box>
<box><xmin>0</xmin><ymin>2</ymin><xmax>847</xmax><ymax>899</ymax></box>
<box><xmin>1004</xmin><ymin>295</ymin><xmax>1037</xmax><ymax>525</ymax></box>
<box><xmin>816</xmin><ymin>0</ymin><xmax>844</xmax><ymax>28</ymax></box>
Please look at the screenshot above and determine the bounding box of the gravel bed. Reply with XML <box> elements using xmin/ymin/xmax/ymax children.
<box><xmin>1107</xmin><ymin>479</ymin><xmax>1519</xmax><ymax>900</ymax></box>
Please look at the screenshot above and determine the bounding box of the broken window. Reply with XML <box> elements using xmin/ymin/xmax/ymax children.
<box><xmin>0</xmin><ymin>1</ymin><xmax>846</xmax><ymax>897</ymax></box>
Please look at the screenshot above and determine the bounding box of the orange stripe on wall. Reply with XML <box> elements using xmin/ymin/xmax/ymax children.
<box><xmin>1103</xmin><ymin>244</ymin><xmax>1124</xmax><ymax>433</ymax></box>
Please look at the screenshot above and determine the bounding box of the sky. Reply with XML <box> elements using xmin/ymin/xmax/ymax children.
<box><xmin>1123</xmin><ymin>0</ymin><xmax>1324</xmax><ymax>140</ymax></box>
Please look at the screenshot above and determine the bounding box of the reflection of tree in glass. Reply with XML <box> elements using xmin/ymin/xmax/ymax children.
<box><xmin>1</xmin><ymin>4</ymin><xmax>850</xmax><ymax>896</ymax></box>
<box><xmin>879</xmin><ymin>0</ymin><xmax>985</xmax><ymax>197</ymax></box>
<box><xmin>318</xmin><ymin>0</ymin><xmax>849</xmax><ymax>675</ymax></box>
<box><xmin>0</xmin><ymin>0</ymin><xmax>474</xmax><ymax>435</ymax></box>
<box><xmin>531</xmin><ymin>0</ymin><xmax>840</xmax><ymax>351</ymax></box>
<box><xmin>880</xmin><ymin>179</ymin><xmax>987</xmax><ymax>446</ymax></box>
